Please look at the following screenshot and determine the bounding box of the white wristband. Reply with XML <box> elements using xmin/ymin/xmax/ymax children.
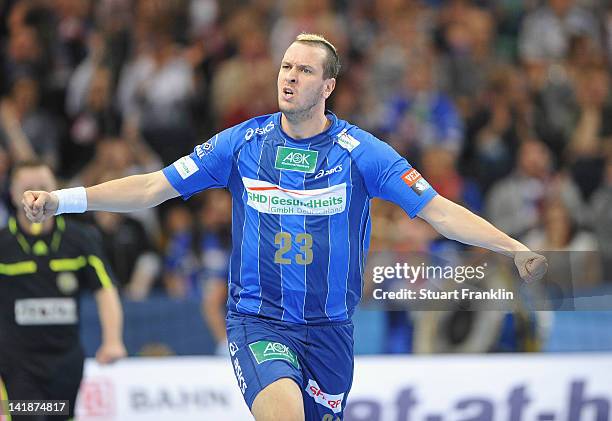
<box><xmin>52</xmin><ymin>187</ymin><xmax>88</xmax><ymax>215</ymax></box>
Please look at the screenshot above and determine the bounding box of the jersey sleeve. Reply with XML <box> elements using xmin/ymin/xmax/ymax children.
<box><xmin>162</xmin><ymin>127</ymin><xmax>235</xmax><ymax>200</ymax></box>
<box><xmin>352</xmin><ymin>130</ymin><xmax>437</xmax><ymax>218</ymax></box>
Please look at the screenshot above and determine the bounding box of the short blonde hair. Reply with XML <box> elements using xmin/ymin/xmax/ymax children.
<box><xmin>295</xmin><ymin>33</ymin><xmax>340</xmax><ymax>79</ymax></box>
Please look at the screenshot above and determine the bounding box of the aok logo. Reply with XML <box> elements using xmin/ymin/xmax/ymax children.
<box><xmin>249</xmin><ymin>340</ymin><xmax>300</xmax><ymax>368</ymax></box>
<box><xmin>264</xmin><ymin>342</ymin><xmax>291</xmax><ymax>357</ymax></box>
<box><xmin>284</xmin><ymin>152</ymin><xmax>310</xmax><ymax>165</ymax></box>
<box><xmin>275</xmin><ymin>147</ymin><xmax>318</xmax><ymax>173</ymax></box>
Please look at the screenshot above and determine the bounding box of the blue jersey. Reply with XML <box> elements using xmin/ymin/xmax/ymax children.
<box><xmin>163</xmin><ymin>112</ymin><xmax>437</xmax><ymax>324</ymax></box>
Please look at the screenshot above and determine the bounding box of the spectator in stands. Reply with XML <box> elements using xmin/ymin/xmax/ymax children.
<box><xmin>163</xmin><ymin>190</ymin><xmax>231</xmax><ymax>354</ymax></box>
<box><xmin>436</xmin><ymin>0</ymin><xmax>496</xmax><ymax>115</ymax></box>
<box><xmin>590</xmin><ymin>154</ymin><xmax>612</xmax><ymax>279</ymax></box>
<box><xmin>567</xmin><ymin>64</ymin><xmax>612</xmax><ymax>200</ymax></box>
<box><xmin>72</xmin><ymin>131</ymin><xmax>163</xmax><ymax>239</ymax></box>
<box><xmin>0</xmin><ymin>75</ymin><xmax>59</xmax><ymax>169</ymax></box>
<box><xmin>378</xmin><ymin>53</ymin><xmax>464</xmax><ymax>160</ymax></box>
<box><xmin>211</xmin><ymin>24</ymin><xmax>276</xmax><ymax>129</ymax></box>
<box><xmin>0</xmin><ymin>94</ymin><xmax>35</xmax><ymax>164</ymax></box>
<box><xmin>116</xmin><ymin>3</ymin><xmax>197</xmax><ymax>165</ymax></box>
<box><xmin>0</xmin><ymin>148</ymin><xmax>9</xmax><ymax>228</ymax></box>
<box><xmin>533</xmin><ymin>34</ymin><xmax>604</xmax><ymax>161</ymax></box>
<box><xmin>523</xmin><ymin>198</ymin><xmax>601</xmax><ymax>288</ymax></box>
<box><xmin>486</xmin><ymin>140</ymin><xmax>583</xmax><ymax>239</ymax></box>
<box><xmin>519</xmin><ymin>0</ymin><xmax>600</xmax><ymax>91</ymax></box>
<box><xmin>66</xmin><ymin>65</ymin><xmax>121</xmax><ymax>172</ymax></box>
<box><xmin>93</xmin><ymin>170</ymin><xmax>161</xmax><ymax>301</ymax></box>
<box><xmin>94</xmin><ymin>207</ymin><xmax>160</xmax><ymax>300</ymax></box>
<box><xmin>199</xmin><ymin>190</ymin><xmax>232</xmax><ymax>355</ymax></box>
<box><xmin>421</xmin><ymin>146</ymin><xmax>482</xmax><ymax>213</ymax></box>
<box><xmin>605</xmin><ymin>4</ymin><xmax>612</xmax><ymax>65</ymax></box>
<box><xmin>462</xmin><ymin>66</ymin><xmax>532</xmax><ymax>193</ymax></box>
<box><xmin>51</xmin><ymin>0</ymin><xmax>92</xmax><ymax>88</ymax></box>
<box><xmin>3</xmin><ymin>9</ymin><xmax>48</xmax><ymax>93</ymax></box>
<box><xmin>365</xmin><ymin>6</ymin><xmax>432</xmax><ymax>104</ymax></box>
<box><xmin>163</xmin><ymin>190</ymin><xmax>231</xmax><ymax>299</ymax></box>
<box><xmin>72</xmin><ymin>137</ymin><xmax>132</xmax><ymax>189</ymax></box>
<box><xmin>269</xmin><ymin>0</ymin><xmax>348</xmax><ymax>65</ymax></box>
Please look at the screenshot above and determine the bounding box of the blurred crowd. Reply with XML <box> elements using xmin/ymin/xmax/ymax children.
<box><xmin>1</xmin><ymin>0</ymin><xmax>612</xmax><ymax>351</ymax></box>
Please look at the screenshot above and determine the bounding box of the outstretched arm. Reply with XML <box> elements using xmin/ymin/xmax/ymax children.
<box><xmin>22</xmin><ymin>170</ymin><xmax>180</xmax><ymax>222</ymax></box>
<box><xmin>418</xmin><ymin>195</ymin><xmax>547</xmax><ymax>283</ymax></box>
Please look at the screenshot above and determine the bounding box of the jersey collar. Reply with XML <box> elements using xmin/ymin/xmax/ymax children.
<box><xmin>9</xmin><ymin>215</ymin><xmax>65</xmax><ymax>255</ymax></box>
<box><xmin>274</xmin><ymin>110</ymin><xmax>345</xmax><ymax>146</ymax></box>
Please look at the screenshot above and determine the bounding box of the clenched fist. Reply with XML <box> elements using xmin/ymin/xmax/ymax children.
<box><xmin>95</xmin><ymin>341</ymin><xmax>128</xmax><ymax>365</ymax></box>
<box><xmin>22</xmin><ymin>191</ymin><xmax>58</xmax><ymax>222</ymax></box>
<box><xmin>514</xmin><ymin>251</ymin><xmax>548</xmax><ymax>283</ymax></box>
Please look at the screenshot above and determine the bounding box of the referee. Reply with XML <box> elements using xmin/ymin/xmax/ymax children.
<box><xmin>0</xmin><ymin>161</ymin><xmax>126</xmax><ymax>421</ymax></box>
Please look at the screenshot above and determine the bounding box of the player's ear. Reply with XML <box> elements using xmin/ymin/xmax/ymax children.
<box><xmin>323</xmin><ymin>78</ymin><xmax>336</xmax><ymax>99</ymax></box>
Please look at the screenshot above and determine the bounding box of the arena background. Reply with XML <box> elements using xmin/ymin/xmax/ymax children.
<box><xmin>1</xmin><ymin>0</ymin><xmax>612</xmax><ymax>420</ymax></box>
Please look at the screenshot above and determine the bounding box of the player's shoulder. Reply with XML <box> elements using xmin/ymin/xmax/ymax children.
<box><xmin>195</xmin><ymin>113</ymin><xmax>278</xmax><ymax>158</ymax></box>
<box><xmin>225</xmin><ymin>113</ymin><xmax>278</xmax><ymax>143</ymax></box>
<box><xmin>238</xmin><ymin>113</ymin><xmax>277</xmax><ymax>141</ymax></box>
<box><xmin>332</xmin><ymin>119</ymin><xmax>395</xmax><ymax>157</ymax></box>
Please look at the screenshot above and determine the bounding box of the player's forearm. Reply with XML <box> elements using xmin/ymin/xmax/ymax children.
<box><xmin>95</xmin><ymin>286</ymin><xmax>124</xmax><ymax>345</ymax></box>
<box><xmin>419</xmin><ymin>195</ymin><xmax>530</xmax><ymax>257</ymax></box>
<box><xmin>86</xmin><ymin>171</ymin><xmax>177</xmax><ymax>212</ymax></box>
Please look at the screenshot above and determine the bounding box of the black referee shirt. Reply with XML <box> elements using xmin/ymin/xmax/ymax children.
<box><xmin>0</xmin><ymin>216</ymin><xmax>116</xmax><ymax>355</ymax></box>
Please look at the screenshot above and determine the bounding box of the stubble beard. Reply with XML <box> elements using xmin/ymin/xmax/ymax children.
<box><xmin>280</xmin><ymin>89</ymin><xmax>324</xmax><ymax>124</ymax></box>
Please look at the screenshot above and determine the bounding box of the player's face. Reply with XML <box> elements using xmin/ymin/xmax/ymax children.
<box><xmin>278</xmin><ymin>42</ymin><xmax>335</xmax><ymax>120</ymax></box>
<box><xmin>10</xmin><ymin>166</ymin><xmax>56</xmax><ymax>209</ymax></box>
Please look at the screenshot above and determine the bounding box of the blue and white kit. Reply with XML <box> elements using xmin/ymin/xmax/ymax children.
<box><xmin>163</xmin><ymin>111</ymin><xmax>436</xmax><ymax>419</ymax></box>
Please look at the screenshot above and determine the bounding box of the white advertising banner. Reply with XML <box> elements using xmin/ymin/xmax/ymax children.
<box><xmin>75</xmin><ymin>357</ymin><xmax>252</xmax><ymax>421</ymax></box>
<box><xmin>346</xmin><ymin>354</ymin><xmax>612</xmax><ymax>421</ymax></box>
<box><xmin>75</xmin><ymin>354</ymin><xmax>612</xmax><ymax>421</ymax></box>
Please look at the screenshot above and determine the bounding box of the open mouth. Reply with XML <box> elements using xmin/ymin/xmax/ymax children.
<box><xmin>282</xmin><ymin>87</ymin><xmax>295</xmax><ymax>100</ymax></box>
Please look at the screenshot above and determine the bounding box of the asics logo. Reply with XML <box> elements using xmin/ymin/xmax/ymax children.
<box><xmin>245</xmin><ymin>121</ymin><xmax>275</xmax><ymax>140</ymax></box>
<box><xmin>315</xmin><ymin>164</ymin><xmax>343</xmax><ymax>180</ymax></box>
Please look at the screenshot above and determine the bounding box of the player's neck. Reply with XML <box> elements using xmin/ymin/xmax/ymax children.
<box><xmin>16</xmin><ymin>212</ymin><xmax>54</xmax><ymax>235</ymax></box>
<box><xmin>280</xmin><ymin>111</ymin><xmax>330</xmax><ymax>140</ymax></box>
